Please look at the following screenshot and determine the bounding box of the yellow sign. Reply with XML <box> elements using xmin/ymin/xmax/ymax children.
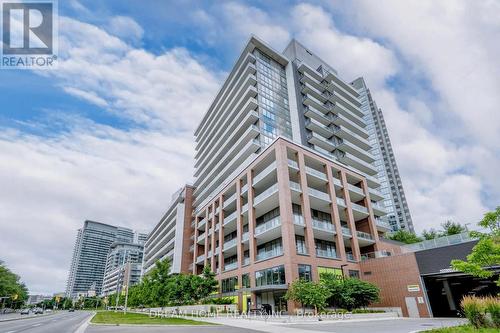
<box><xmin>12</xmin><ymin>294</ymin><xmax>18</xmax><ymax>300</ymax></box>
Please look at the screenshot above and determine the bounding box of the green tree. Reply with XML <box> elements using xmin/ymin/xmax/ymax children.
<box><xmin>285</xmin><ymin>279</ymin><xmax>331</xmax><ymax>314</ymax></box>
<box><xmin>422</xmin><ymin>228</ymin><xmax>438</xmax><ymax>240</ymax></box>
<box><xmin>388</xmin><ymin>230</ymin><xmax>423</xmax><ymax>244</ymax></box>
<box><xmin>441</xmin><ymin>220</ymin><xmax>466</xmax><ymax>236</ymax></box>
<box><xmin>320</xmin><ymin>273</ymin><xmax>380</xmax><ymax>310</ymax></box>
<box><xmin>0</xmin><ymin>260</ymin><xmax>28</xmax><ymax>309</ymax></box>
<box><xmin>452</xmin><ymin>207</ymin><xmax>500</xmax><ymax>286</ymax></box>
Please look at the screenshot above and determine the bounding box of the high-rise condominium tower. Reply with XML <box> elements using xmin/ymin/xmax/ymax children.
<box><xmin>65</xmin><ymin>220</ymin><xmax>145</xmax><ymax>299</ymax></box>
<box><xmin>351</xmin><ymin>78</ymin><xmax>414</xmax><ymax>232</ymax></box>
<box><xmin>145</xmin><ymin>36</ymin><xmax>412</xmax><ymax>313</ymax></box>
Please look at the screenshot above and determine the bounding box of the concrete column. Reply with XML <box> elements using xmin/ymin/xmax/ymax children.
<box><xmin>326</xmin><ymin>166</ymin><xmax>346</xmax><ymax>261</ymax></box>
<box><xmin>341</xmin><ymin>171</ymin><xmax>361</xmax><ymax>261</ymax></box>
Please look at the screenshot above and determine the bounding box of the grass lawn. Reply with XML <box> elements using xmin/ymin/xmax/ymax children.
<box><xmin>426</xmin><ymin>324</ymin><xmax>499</xmax><ymax>332</ymax></box>
<box><xmin>91</xmin><ymin>311</ymin><xmax>215</xmax><ymax>325</ymax></box>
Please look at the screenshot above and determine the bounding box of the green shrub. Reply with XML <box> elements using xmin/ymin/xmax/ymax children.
<box><xmin>461</xmin><ymin>296</ymin><xmax>487</xmax><ymax>328</ymax></box>
<box><xmin>484</xmin><ymin>297</ymin><xmax>500</xmax><ymax>328</ymax></box>
<box><xmin>203</xmin><ymin>297</ymin><xmax>234</xmax><ymax>305</ymax></box>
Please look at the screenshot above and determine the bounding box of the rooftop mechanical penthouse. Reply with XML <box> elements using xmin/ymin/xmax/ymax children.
<box><xmin>144</xmin><ymin>36</ymin><xmax>415</xmax><ymax>314</ymax></box>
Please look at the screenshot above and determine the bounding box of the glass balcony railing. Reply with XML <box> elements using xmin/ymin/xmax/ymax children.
<box><xmin>243</xmin><ymin>257</ymin><xmax>250</xmax><ymax>266</ymax></box>
<box><xmin>293</xmin><ymin>214</ymin><xmax>305</xmax><ymax>226</ymax></box>
<box><xmin>196</xmin><ymin>254</ymin><xmax>205</xmax><ymax>263</ymax></box>
<box><xmin>346</xmin><ymin>252</ymin><xmax>356</xmax><ymax>261</ymax></box>
<box><xmin>308</xmin><ymin>187</ymin><xmax>331</xmax><ymax>202</ymax></box>
<box><xmin>312</xmin><ymin>219</ymin><xmax>336</xmax><ymax>233</ymax></box>
<box><xmin>256</xmin><ymin>249</ymin><xmax>283</xmax><ymax>261</ymax></box>
<box><xmin>254</xmin><ymin>183</ymin><xmax>279</xmax><ymax>206</ymax></box>
<box><xmin>197</xmin><ymin>233</ymin><xmax>205</xmax><ymax>242</ymax></box>
<box><xmin>356</xmin><ymin>231</ymin><xmax>374</xmax><ymax>240</ymax></box>
<box><xmin>242</xmin><ymin>232</ymin><xmax>249</xmax><ymax>242</ymax></box>
<box><xmin>336</xmin><ymin>198</ymin><xmax>346</xmax><ymax>207</ymax></box>
<box><xmin>341</xmin><ymin>226</ymin><xmax>352</xmax><ymax>236</ymax></box>
<box><xmin>316</xmin><ymin>249</ymin><xmax>338</xmax><ymax>259</ymax></box>
<box><xmin>375</xmin><ymin>218</ymin><xmax>392</xmax><ymax>229</ymax></box>
<box><xmin>348</xmin><ymin>184</ymin><xmax>364</xmax><ymax>195</ymax></box>
<box><xmin>351</xmin><ymin>202</ymin><xmax>369</xmax><ymax>213</ymax></box>
<box><xmin>306</xmin><ymin>166</ymin><xmax>327</xmax><ymax>180</ymax></box>
<box><xmin>289</xmin><ymin>181</ymin><xmax>302</xmax><ymax>192</ymax></box>
<box><xmin>253</xmin><ymin>161</ymin><xmax>277</xmax><ymax>185</ymax></box>
<box><xmin>255</xmin><ymin>216</ymin><xmax>281</xmax><ymax>236</ymax></box>
<box><xmin>224</xmin><ymin>262</ymin><xmax>238</xmax><ymax>271</ymax></box>
<box><xmin>223</xmin><ymin>238</ymin><xmax>238</xmax><ymax>250</ymax></box>
<box><xmin>224</xmin><ymin>211</ymin><xmax>237</xmax><ymax>225</ymax></box>
<box><xmin>288</xmin><ymin>159</ymin><xmax>299</xmax><ymax>169</ymax></box>
<box><xmin>223</xmin><ymin>193</ymin><xmax>237</xmax><ymax>207</ymax></box>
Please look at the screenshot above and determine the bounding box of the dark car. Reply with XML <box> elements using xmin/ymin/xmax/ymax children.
<box><xmin>68</xmin><ymin>308</ymin><xmax>75</xmax><ymax>312</ymax></box>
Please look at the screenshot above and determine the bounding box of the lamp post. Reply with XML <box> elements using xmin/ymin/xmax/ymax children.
<box><xmin>340</xmin><ymin>264</ymin><xmax>348</xmax><ymax>279</ymax></box>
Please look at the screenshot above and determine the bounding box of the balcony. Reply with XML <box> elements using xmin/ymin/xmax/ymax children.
<box><xmin>243</xmin><ymin>257</ymin><xmax>250</xmax><ymax>266</ymax></box>
<box><xmin>307</xmin><ymin>132</ymin><xmax>335</xmax><ymax>152</ymax></box>
<box><xmin>333</xmin><ymin>126</ymin><xmax>371</xmax><ymax>150</ymax></box>
<box><xmin>302</xmin><ymin>93</ymin><xmax>331</xmax><ymax>114</ymax></box>
<box><xmin>306</xmin><ymin>166</ymin><xmax>327</xmax><ymax>182</ymax></box>
<box><xmin>255</xmin><ymin>216</ymin><xmax>281</xmax><ymax>237</ymax></box>
<box><xmin>253</xmin><ymin>161</ymin><xmax>277</xmax><ymax>186</ymax></box>
<box><xmin>368</xmin><ymin>188</ymin><xmax>385</xmax><ymax>201</ymax></box>
<box><xmin>224</xmin><ymin>211</ymin><xmax>237</xmax><ymax>225</ymax></box>
<box><xmin>293</xmin><ymin>214</ymin><xmax>305</xmax><ymax>226</ymax></box>
<box><xmin>304</xmin><ymin>106</ymin><xmax>334</xmax><ymax>126</ymax></box>
<box><xmin>356</xmin><ymin>231</ymin><xmax>375</xmax><ymax>246</ymax></box>
<box><xmin>312</xmin><ymin>219</ymin><xmax>336</xmax><ymax>233</ymax></box>
<box><xmin>351</xmin><ymin>202</ymin><xmax>369</xmax><ymax>221</ymax></box>
<box><xmin>301</xmin><ymin>81</ymin><xmax>328</xmax><ymax>103</ymax></box>
<box><xmin>336</xmin><ymin>197</ymin><xmax>346</xmax><ymax>208</ymax></box>
<box><xmin>334</xmin><ymin>138</ymin><xmax>375</xmax><ymax>163</ymax></box>
<box><xmin>224</xmin><ymin>262</ymin><xmax>238</xmax><ymax>271</ymax></box>
<box><xmin>288</xmin><ymin>159</ymin><xmax>299</xmax><ymax>169</ymax></box>
<box><xmin>196</xmin><ymin>254</ymin><xmax>205</xmax><ymax>263</ymax></box>
<box><xmin>341</xmin><ymin>226</ymin><xmax>352</xmax><ymax>237</ymax></box>
<box><xmin>331</xmin><ymin>113</ymin><xmax>369</xmax><ymax>139</ymax></box>
<box><xmin>223</xmin><ymin>192</ymin><xmax>237</xmax><ymax>208</ymax></box>
<box><xmin>256</xmin><ymin>249</ymin><xmax>283</xmax><ymax>261</ymax></box>
<box><xmin>223</xmin><ymin>238</ymin><xmax>238</xmax><ymax>251</ymax></box>
<box><xmin>375</xmin><ymin>218</ymin><xmax>392</xmax><ymax>232</ymax></box>
<box><xmin>197</xmin><ymin>219</ymin><xmax>206</xmax><ymax>230</ymax></box>
<box><xmin>316</xmin><ymin>249</ymin><xmax>338</xmax><ymax>259</ymax></box>
<box><xmin>372</xmin><ymin>202</ymin><xmax>387</xmax><ymax>216</ymax></box>
<box><xmin>289</xmin><ymin>181</ymin><xmax>302</xmax><ymax>192</ymax></box>
<box><xmin>308</xmin><ymin>187</ymin><xmax>331</xmax><ymax>202</ymax></box>
<box><xmin>253</xmin><ymin>183</ymin><xmax>279</xmax><ymax>206</ymax></box>
<box><xmin>334</xmin><ymin>150</ymin><xmax>378</xmax><ymax>176</ymax></box>
<box><xmin>348</xmin><ymin>184</ymin><xmax>365</xmax><ymax>201</ymax></box>
<box><xmin>242</xmin><ymin>232</ymin><xmax>249</xmax><ymax>242</ymax></box>
<box><xmin>346</xmin><ymin>252</ymin><xmax>356</xmax><ymax>262</ymax></box>
<box><xmin>305</xmin><ymin>118</ymin><xmax>334</xmax><ymax>139</ymax></box>
<box><xmin>197</xmin><ymin>233</ymin><xmax>206</xmax><ymax>244</ymax></box>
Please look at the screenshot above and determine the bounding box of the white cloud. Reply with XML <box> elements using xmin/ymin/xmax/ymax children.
<box><xmin>106</xmin><ymin>16</ymin><xmax>144</xmax><ymax>44</ymax></box>
<box><xmin>0</xmin><ymin>17</ymin><xmax>221</xmax><ymax>294</ymax></box>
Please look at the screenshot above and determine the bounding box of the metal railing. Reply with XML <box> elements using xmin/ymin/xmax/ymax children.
<box><xmin>293</xmin><ymin>214</ymin><xmax>305</xmax><ymax>226</ymax></box>
<box><xmin>223</xmin><ymin>238</ymin><xmax>238</xmax><ymax>250</ymax></box>
<box><xmin>256</xmin><ymin>249</ymin><xmax>283</xmax><ymax>261</ymax></box>
<box><xmin>224</xmin><ymin>262</ymin><xmax>238</xmax><ymax>271</ymax></box>
<box><xmin>351</xmin><ymin>202</ymin><xmax>368</xmax><ymax>213</ymax></box>
<box><xmin>356</xmin><ymin>231</ymin><xmax>374</xmax><ymax>240</ymax></box>
<box><xmin>341</xmin><ymin>226</ymin><xmax>352</xmax><ymax>236</ymax></box>
<box><xmin>316</xmin><ymin>249</ymin><xmax>338</xmax><ymax>258</ymax></box>
<box><xmin>402</xmin><ymin>232</ymin><xmax>473</xmax><ymax>252</ymax></box>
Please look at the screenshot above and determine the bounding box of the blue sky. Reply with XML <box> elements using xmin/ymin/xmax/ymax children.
<box><xmin>0</xmin><ymin>0</ymin><xmax>499</xmax><ymax>294</ymax></box>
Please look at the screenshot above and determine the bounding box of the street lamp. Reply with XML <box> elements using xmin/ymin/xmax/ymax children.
<box><xmin>340</xmin><ymin>264</ymin><xmax>348</xmax><ymax>279</ymax></box>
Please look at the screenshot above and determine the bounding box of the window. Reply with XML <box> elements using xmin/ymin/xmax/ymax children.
<box><xmin>256</xmin><ymin>237</ymin><xmax>283</xmax><ymax>260</ymax></box>
<box><xmin>298</xmin><ymin>264</ymin><xmax>312</xmax><ymax>281</ymax></box>
<box><xmin>255</xmin><ymin>265</ymin><xmax>285</xmax><ymax>286</ymax></box>
<box><xmin>348</xmin><ymin>270</ymin><xmax>360</xmax><ymax>279</ymax></box>
<box><xmin>295</xmin><ymin>235</ymin><xmax>307</xmax><ymax>255</ymax></box>
<box><xmin>221</xmin><ymin>276</ymin><xmax>238</xmax><ymax>293</ymax></box>
<box><xmin>242</xmin><ymin>273</ymin><xmax>250</xmax><ymax>288</ymax></box>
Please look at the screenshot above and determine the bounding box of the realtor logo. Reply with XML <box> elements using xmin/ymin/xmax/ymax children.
<box><xmin>1</xmin><ymin>0</ymin><xmax>57</xmax><ymax>68</ymax></box>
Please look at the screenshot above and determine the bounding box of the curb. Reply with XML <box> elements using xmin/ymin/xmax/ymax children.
<box><xmin>75</xmin><ymin>312</ymin><xmax>95</xmax><ymax>333</ymax></box>
<box><xmin>0</xmin><ymin>312</ymin><xmax>55</xmax><ymax>323</ymax></box>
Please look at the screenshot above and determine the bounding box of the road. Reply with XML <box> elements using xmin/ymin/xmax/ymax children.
<box><xmin>0</xmin><ymin>311</ymin><xmax>92</xmax><ymax>333</ymax></box>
